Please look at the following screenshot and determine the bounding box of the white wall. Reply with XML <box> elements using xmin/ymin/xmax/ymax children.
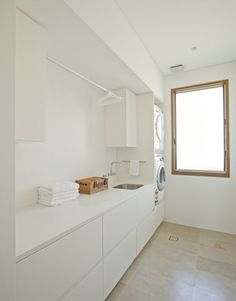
<box><xmin>15</xmin><ymin>61</ymin><xmax>116</xmax><ymax>208</ymax></box>
<box><xmin>117</xmin><ymin>93</ymin><xmax>155</xmax><ymax>184</ymax></box>
<box><xmin>0</xmin><ymin>0</ymin><xmax>16</xmax><ymax>300</ymax></box>
<box><xmin>64</xmin><ymin>0</ymin><xmax>164</xmax><ymax>101</ymax></box>
<box><xmin>164</xmin><ymin>62</ymin><xmax>236</xmax><ymax>234</ymax></box>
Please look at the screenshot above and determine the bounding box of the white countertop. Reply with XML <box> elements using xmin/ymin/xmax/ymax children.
<box><xmin>16</xmin><ymin>184</ymin><xmax>153</xmax><ymax>262</ymax></box>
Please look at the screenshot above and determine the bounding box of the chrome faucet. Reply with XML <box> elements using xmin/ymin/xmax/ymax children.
<box><xmin>108</xmin><ymin>161</ymin><xmax>122</xmax><ymax>176</ymax></box>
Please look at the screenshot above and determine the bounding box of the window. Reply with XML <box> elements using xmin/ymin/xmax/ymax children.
<box><xmin>171</xmin><ymin>80</ymin><xmax>229</xmax><ymax>177</ymax></box>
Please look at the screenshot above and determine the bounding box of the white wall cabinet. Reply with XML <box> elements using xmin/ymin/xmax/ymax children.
<box><xmin>16</xmin><ymin>10</ymin><xmax>47</xmax><ymax>142</ymax></box>
<box><xmin>104</xmin><ymin>88</ymin><xmax>137</xmax><ymax>147</ymax></box>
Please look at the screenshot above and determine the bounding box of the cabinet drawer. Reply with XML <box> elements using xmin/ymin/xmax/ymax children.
<box><xmin>137</xmin><ymin>209</ymin><xmax>156</xmax><ymax>254</ymax></box>
<box><xmin>137</xmin><ymin>185</ymin><xmax>155</xmax><ymax>223</ymax></box>
<box><xmin>103</xmin><ymin>197</ymin><xmax>136</xmax><ymax>255</ymax></box>
<box><xmin>16</xmin><ymin>218</ymin><xmax>102</xmax><ymax>301</ymax></box>
<box><xmin>154</xmin><ymin>201</ymin><xmax>165</xmax><ymax>230</ymax></box>
<box><xmin>137</xmin><ymin>203</ymin><xmax>164</xmax><ymax>254</ymax></box>
<box><xmin>104</xmin><ymin>229</ymin><xmax>136</xmax><ymax>299</ymax></box>
<box><xmin>62</xmin><ymin>263</ymin><xmax>103</xmax><ymax>301</ymax></box>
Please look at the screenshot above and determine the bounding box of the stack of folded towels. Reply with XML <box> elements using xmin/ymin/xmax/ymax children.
<box><xmin>37</xmin><ymin>181</ymin><xmax>79</xmax><ymax>206</ymax></box>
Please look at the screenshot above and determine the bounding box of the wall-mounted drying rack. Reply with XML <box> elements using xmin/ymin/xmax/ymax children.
<box><xmin>47</xmin><ymin>56</ymin><xmax>123</xmax><ymax>106</ymax></box>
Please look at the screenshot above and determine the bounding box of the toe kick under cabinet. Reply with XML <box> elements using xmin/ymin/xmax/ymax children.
<box><xmin>16</xmin><ymin>186</ymin><xmax>163</xmax><ymax>301</ymax></box>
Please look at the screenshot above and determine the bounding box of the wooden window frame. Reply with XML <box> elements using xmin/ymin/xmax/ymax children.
<box><xmin>171</xmin><ymin>79</ymin><xmax>230</xmax><ymax>178</ymax></box>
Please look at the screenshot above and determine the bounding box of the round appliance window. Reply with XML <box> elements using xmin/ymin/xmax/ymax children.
<box><xmin>155</xmin><ymin>112</ymin><xmax>164</xmax><ymax>142</ymax></box>
<box><xmin>157</xmin><ymin>165</ymin><xmax>166</xmax><ymax>191</ymax></box>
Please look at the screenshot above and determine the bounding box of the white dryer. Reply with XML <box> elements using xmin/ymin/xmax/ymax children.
<box><xmin>155</xmin><ymin>155</ymin><xmax>166</xmax><ymax>204</ymax></box>
<box><xmin>154</xmin><ymin>105</ymin><xmax>164</xmax><ymax>154</ymax></box>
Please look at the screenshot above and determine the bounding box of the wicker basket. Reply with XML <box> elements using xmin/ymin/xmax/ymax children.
<box><xmin>76</xmin><ymin>177</ymin><xmax>108</xmax><ymax>194</ymax></box>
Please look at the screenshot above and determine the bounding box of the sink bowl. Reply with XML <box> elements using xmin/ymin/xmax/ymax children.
<box><xmin>114</xmin><ymin>184</ymin><xmax>143</xmax><ymax>190</ymax></box>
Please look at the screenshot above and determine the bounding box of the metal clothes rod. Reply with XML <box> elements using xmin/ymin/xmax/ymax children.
<box><xmin>47</xmin><ymin>56</ymin><xmax>108</xmax><ymax>92</ymax></box>
<box><xmin>122</xmin><ymin>160</ymin><xmax>146</xmax><ymax>164</ymax></box>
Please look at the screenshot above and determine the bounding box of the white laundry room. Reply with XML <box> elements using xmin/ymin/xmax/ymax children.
<box><xmin>1</xmin><ymin>1</ymin><xmax>236</xmax><ymax>300</ymax></box>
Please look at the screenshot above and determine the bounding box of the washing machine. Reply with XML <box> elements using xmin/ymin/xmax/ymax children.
<box><xmin>155</xmin><ymin>155</ymin><xmax>166</xmax><ymax>204</ymax></box>
<box><xmin>154</xmin><ymin>105</ymin><xmax>164</xmax><ymax>154</ymax></box>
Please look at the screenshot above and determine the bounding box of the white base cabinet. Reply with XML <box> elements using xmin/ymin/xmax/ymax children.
<box><xmin>62</xmin><ymin>263</ymin><xmax>103</xmax><ymax>301</ymax></box>
<box><xmin>16</xmin><ymin>218</ymin><xmax>102</xmax><ymax>301</ymax></box>
<box><xmin>154</xmin><ymin>201</ymin><xmax>165</xmax><ymax>230</ymax></box>
<box><xmin>16</xmin><ymin>186</ymin><xmax>163</xmax><ymax>301</ymax></box>
<box><xmin>137</xmin><ymin>185</ymin><xmax>155</xmax><ymax>223</ymax></box>
<box><xmin>104</xmin><ymin>230</ymin><xmax>136</xmax><ymax>299</ymax></box>
<box><xmin>103</xmin><ymin>196</ymin><xmax>136</xmax><ymax>255</ymax></box>
<box><xmin>137</xmin><ymin>210</ymin><xmax>155</xmax><ymax>254</ymax></box>
<box><xmin>137</xmin><ymin>202</ymin><xmax>164</xmax><ymax>254</ymax></box>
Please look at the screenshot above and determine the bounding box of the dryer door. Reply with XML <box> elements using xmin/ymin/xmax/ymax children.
<box><xmin>156</xmin><ymin>163</ymin><xmax>166</xmax><ymax>191</ymax></box>
<box><xmin>155</xmin><ymin>110</ymin><xmax>164</xmax><ymax>143</ymax></box>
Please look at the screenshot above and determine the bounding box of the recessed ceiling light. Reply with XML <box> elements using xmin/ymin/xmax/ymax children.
<box><xmin>191</xmin><ymin>46</ymin><xmax>197</xmax><ymax>51</ymax></box>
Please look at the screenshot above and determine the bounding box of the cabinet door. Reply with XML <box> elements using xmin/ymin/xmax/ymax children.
<box><xmin>103</xmin><ymin>196</ymin><xmax>136</xmax><ymax>255</ymax></box>
<box><xmin>104</xmin><ymin>101</ymin><xmax>126</xmax><ymax>147</ymax></box>
<box><xmin>125</xmin><ymin>88</ymin><xmax>137</xmax><ymax>146</ymax></box>
<box><xmin>16</xmin><ymin>10</ymin><xmax>47</xmax><ymax>141</ymax></box>
<box><xmin>137</xmin><ymin>203</ymin><xmax>164</xmax><ymax>254</ymax></box>
<box><xmin>137</xmin><ymin>185</ymin><xmax>155</xmax><ymax>223</ymax></box>
<box><xmin>16</xmin><ymin>218</ymin><xmax>102</xmax><ymax>301</ymax></box>
<box><xmin>62</xmin><ymin>263</ymin><xmax>103</xmax><ymax>301</ymax></box>
<box><xmin>137</xmin><ymin>209</ymin><xmax>156</xmax><ymax>254</ymax></box>
<box><xmin>104</xmin><ymin>230</ymin><xmax>136</xmax><ymax>299</ymax></box>
<box><xmin>104</xmin><ymin>88</ymin><xmax>136</xmax><ymax>147</ymax></box>
<box><xmin>153</xmin><ymin>201</ymin><xmax>165</xmax><ymax>230</ymax></box>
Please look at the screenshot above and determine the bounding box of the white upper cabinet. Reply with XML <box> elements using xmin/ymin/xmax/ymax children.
<box><xmin>104</xmin><ymin>88</ymin><xmax>137</xmax><ymax>147</ymax></box>
<box><xmin>16</xmin><ymin>10</ymin><xmax>47</xmax><ymax>142</ymax></box>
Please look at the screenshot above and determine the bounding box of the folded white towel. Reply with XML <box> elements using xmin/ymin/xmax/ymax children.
<box><xmin>38</xmin><ymin>189</ymin><xmax>79</xmax><ymax>199</ymax></box>
<box><xmin>37</xmin><ymin>182</ymin><xmax>79</xmax><ymax>207</ymax></box>
<box><xmin>38</xmin><ymin>182</ymin><xmax>79</xmax><ymax>194</ymax></box>
<box><xmin>38</xmin><ymin>199</ymin><xmax>63</xmax><ymax>207</ymax></box>
<box><xmin>38</xmin><ymin>193</ymin><xmax>79</xmax><ymax>202</ymax></box>
<box><xmin>129</xmin><ymin>160</ymin><xmax>140</xmax><ymax>177</ymax></box>
<box><xmin>38</xmin><ymin>194</ymin><xmax>79</xmax><ymax>206</ymax></box>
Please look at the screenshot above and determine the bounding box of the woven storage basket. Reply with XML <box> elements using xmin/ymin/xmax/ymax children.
<box><xmin>76</xmin><ymin>177</ymin><xmax>108</xmax><ymax>194</ymax></box>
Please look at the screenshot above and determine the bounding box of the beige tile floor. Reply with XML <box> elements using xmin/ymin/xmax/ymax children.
<box><xmin>106</xmin><ymin>222</ymin><xmax>236</xmax><ymax>301</ymax></box>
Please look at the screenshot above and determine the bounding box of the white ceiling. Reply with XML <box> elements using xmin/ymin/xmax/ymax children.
<box><xmin>16</xmin><ymin>0</ymin><xmax>236</xmax><ymax>90</ymax></box>
<box><xmin>16</xmin><ymin>0</ymin><xmax>149</xmax><ymax>94</ymax></box>
<box><xmin>116</xmin><ymin>0</ymin><xmax>236</xmax><ymax>74</ymax></box>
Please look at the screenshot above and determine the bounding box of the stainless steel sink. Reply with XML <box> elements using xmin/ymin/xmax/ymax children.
<box><xmin>113</xmin><ymin>184</ymin><xmax>143</xmax><ymax>190</ymax></box>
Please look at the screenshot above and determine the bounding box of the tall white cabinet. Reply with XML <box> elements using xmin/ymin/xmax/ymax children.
<box><xmin>104</xmin><ymin>88</ymin><xmax>137</xmax><ymax>147</ymax></box>
<box><xmin>15</xmin><ymin>10</ymin><xmax>47</xmax><ymax>142</ymax></box>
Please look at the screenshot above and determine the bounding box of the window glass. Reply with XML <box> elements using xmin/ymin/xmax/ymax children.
<box><xmin>171</xmin><ymin>80</ymin><xmax>229</xmax><ymax>177</ymax></box>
